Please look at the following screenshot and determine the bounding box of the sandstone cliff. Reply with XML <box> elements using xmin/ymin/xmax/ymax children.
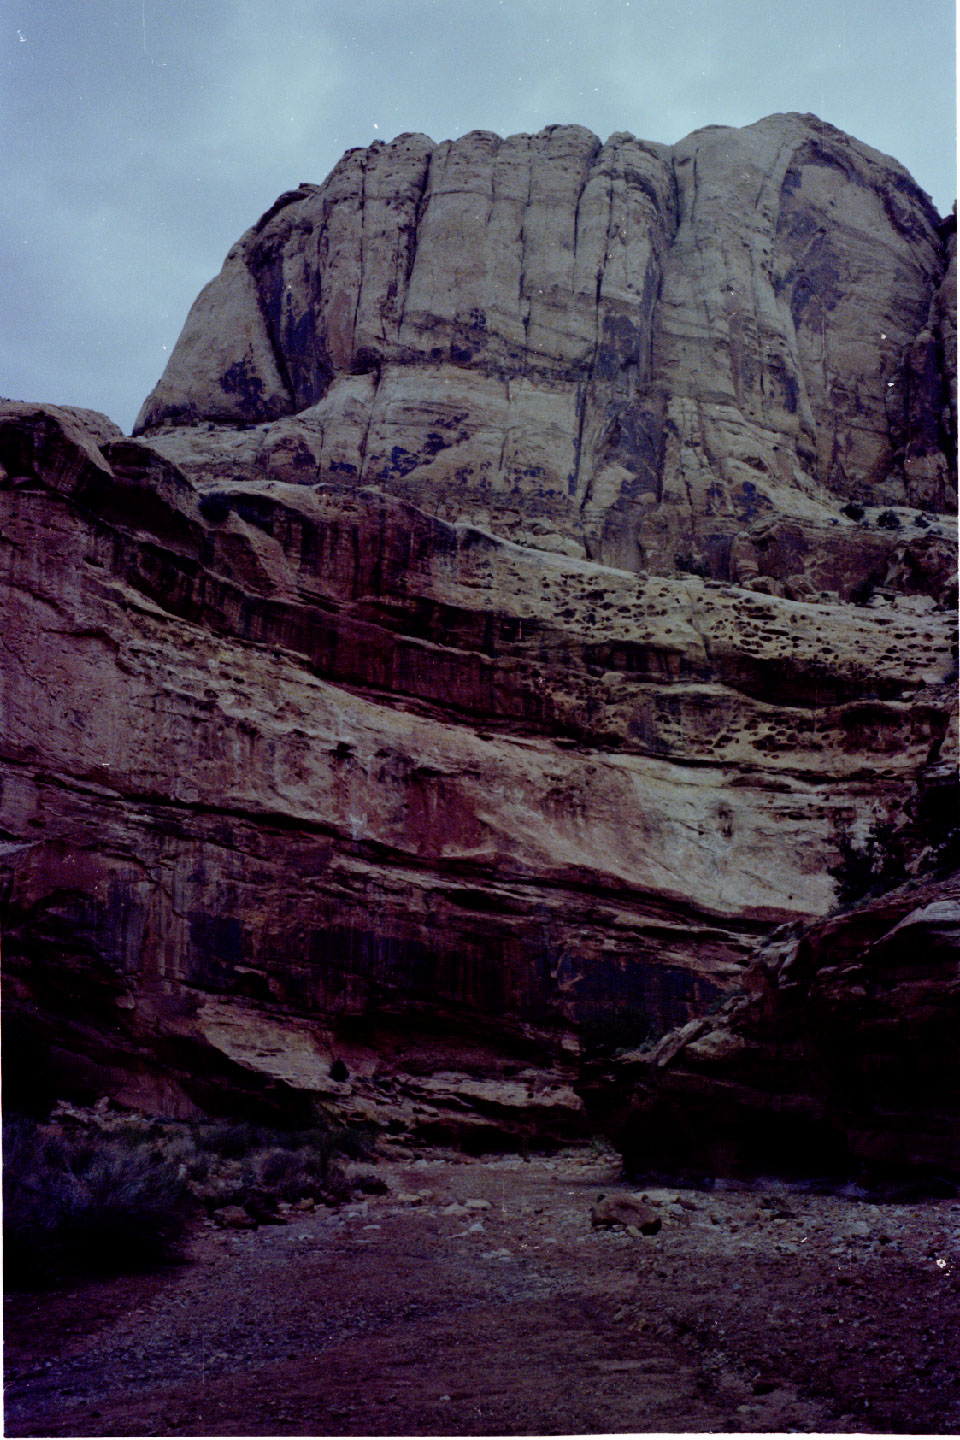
<box><xmin>580</xmin><ymin>859</ymin><xmax>960</xmax><ymax>1181</ymax></box>
<box><xmin>138</xmin><ymin>113</ymin><xmax>956</xmax><ymax>575</ymax></box>
<box><xmin>2</xmin><ymin>114</ymin><xmax>956</xmax><ymax>1160</ymax></box>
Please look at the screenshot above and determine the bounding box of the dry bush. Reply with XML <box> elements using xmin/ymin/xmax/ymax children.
<box><xmin>189</xmin><ymin>1119</ymin><xmax>378</xmax><ymax>1209</ymax></box>
<box><xmin>3</xmin><ymin>1117</ymin><xmax>189</xmax><ymax>1288</ymax></box>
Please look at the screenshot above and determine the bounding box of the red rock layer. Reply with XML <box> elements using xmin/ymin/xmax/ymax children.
<box><xmin>1</xmin><ymin>114</ymin><xmax>956</xmax><ymax>1148</ymax></box>
<box><xmin>2</xmin><ymin>396</ymin><xmax>954</xmax><ymax>1142</ymax></box>
<box><xmin>581</xmin><ymin>862</ymin><xmax>960</xmax><ymax>1180</ymax></box>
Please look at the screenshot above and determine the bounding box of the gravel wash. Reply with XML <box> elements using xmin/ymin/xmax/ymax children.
<box><xmin>6</xmin><ymin>1146</ymin><xmax>960</xmax><ymax>1435</ymax></box>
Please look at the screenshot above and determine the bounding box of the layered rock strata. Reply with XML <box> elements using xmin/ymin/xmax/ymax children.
<box><xmin>580</xmin><ymin>862</ymin><xmax>960</xmax><ymax>1180</ymax></box>
<box><xmin>2</xmin><ymin>112</ymin><xmax>956</xmax><ymax>1147</ymax></box>
<box><xmin>139</xmin><ymin>114</ymin><xmax>956</xmax><ymax>583</ymax></box>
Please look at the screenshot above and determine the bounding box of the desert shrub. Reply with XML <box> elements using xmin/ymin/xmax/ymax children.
<box><xmin>90</xmin><ymin>1117</ymin><xmax>159</xmax><ymax>1149</ymax></box>
<box><xmin>200</xmin><ymin>1170</ymin><xmax>258</xmax><ymax>1211</ymax></box>
<box><xmin>329</xmin><ymin>1124</ymin><xmax>376</xmax><ymax>1162</ymax></box>
<box><xmin>578</xmin><ymin>1005</ymin><xmax>651</xmax><ymax>1057</ymax></box>
<box><xmin>257</xmin><ymin>1146</ymin><xmax>301</xmax><ymax>1187</ymax></box>
<box><xmin>829</xmin><ymin>820</ymin><xmax>905</xmax><ymax>909</ymax></box>
<box><xmin>157</xmin><ymin>1131</ymin><xmax>213</xmax><ymax>1182</ymax></box>
<box><xmin>186</xmin><ymin>1152</ymin><xmax>210</xmax><ymax>1182</ymax></box>
<box><xmin>876</xmin><ymin>508</ymin><xmax>901</xmax><ymax>530</ymax></box>
<box><xmin>192</xmin><ymin>1125</ymin><xmax>372</xmax><ymax>1205</ymax></box>
<box><xmin>194</xmin><ymin>1121</ymin><xmax>263</xmax><ymax>1159</ymax></box>
<box><xmin>321</xmin><ymin>1159</ymin><xmax>354</xmax><ymax>1204</ymax></box>
<box><xmin>675</xmin><ymin>549</ymin><xmax>711</xmax><ymax>578</ymax></box>
<box><xmin>197</xmin><ymin>491</ymin><xmax>232</xmax><ymax>523</ymax></box>
<box><xmin>841</xmin><ymin>501</ymin><xmax>865</xmax><ymax>520</ymax></box>
<box><xmin>284</xmin><ymin>1125</ymin><xmax>331</xmax><ymax>1152</ymax></box>
<box><xmin>349</xmin><ymin>1169</ymin><xmax>389</xmax><ymax>1196</ymax></box>
<box><xmin>3</xmin><ymin>1118</ymin><xmax>188</xmax><ymax>1288</ymax></box>
<box><xmin>192</xmin><ymin>1119</ymin><xmax>370</xmax><ymax>1162</ymax></box>
<box><xmin>108</xmin><ymin>1115</ymin><xmax>384</xmax><ymax>1215</ymax></box>
<box><xmin>850</xmin><ymin>568</ymin><xmax>885</xmax><ymax>605</ymax></box>
<box><xmin>265</xmin><ymin>1145</ymin><xmax>331</xmax><ymax>1202</ymax></box>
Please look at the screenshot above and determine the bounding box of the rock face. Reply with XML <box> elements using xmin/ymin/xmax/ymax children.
<box><xmin>581</xmin><ymin>864</ymin><xmax>960</xmax><ymax>1180</ymax></box>
<box><xmin>138</xmin><ymin>113</ymin><xmax>956</xmax><ymax>580</ymax></box>
<box><xmin>2</xmin><ymin>113</ymin><xmax>956</xmax><ymax>1154</ymax></box>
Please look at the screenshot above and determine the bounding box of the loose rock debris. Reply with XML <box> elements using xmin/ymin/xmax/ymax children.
<box><xmin>6</xmin><ymin>1146</ymin><xmax>960</xmax><ymax>1436</ymax></box>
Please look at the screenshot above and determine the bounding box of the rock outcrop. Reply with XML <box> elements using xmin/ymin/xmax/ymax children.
<box><xmin>138</xmin><ymin>113</ymin><xmax>956</xmax><ymax>583</ymax></box>
<box><xmin>580</xmin><ymin>863</ymin><xmax>960</xmax><ymax>1181</ymax></box>
<box><xmin>2</xmin><ymin>113</ymin><xmax>956</xmax><ymax>1154</ymax></box>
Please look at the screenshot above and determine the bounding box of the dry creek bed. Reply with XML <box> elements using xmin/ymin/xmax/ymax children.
<box><xmin>5</xmin><ymin>1144</ymin><xmax>960</xmax><ymax>1435</ymax></box>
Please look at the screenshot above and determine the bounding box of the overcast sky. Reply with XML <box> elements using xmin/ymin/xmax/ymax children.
<box><xmin>3</xmin><ymin>0</ymin><xmax>956</xmax><ymax>433</ymax></box>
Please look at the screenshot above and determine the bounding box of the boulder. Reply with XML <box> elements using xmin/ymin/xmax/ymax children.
<box><xmin>591</xmin><ymin>1194</ymin><xmax>662</xmax><ymax>1235</ymax></box>
<box><xmin>213</xmin><ymin>1206</ymin><xmax>258</xmax><ymax>1231</ymax></box>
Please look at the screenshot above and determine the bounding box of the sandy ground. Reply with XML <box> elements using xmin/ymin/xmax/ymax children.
<box><xmin>5</xmin><ymin>1145</ymin><xmax>960</xmax><ymax>1436</ymax></box>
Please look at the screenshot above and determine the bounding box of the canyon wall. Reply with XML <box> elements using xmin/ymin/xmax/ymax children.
<box><xmin>581</xmin><ymin>861</ymin><xmax>960</xmax><ymax>1180</ymax></box>
<box><xmin>2</xmin><ymin>113</ymin><xmax>956</xmax><ymax>1153</ymax></box>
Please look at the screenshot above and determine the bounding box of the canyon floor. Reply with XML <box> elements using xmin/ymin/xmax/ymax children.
<box><xmin>5</xmin><ymin>1144</ymin><xmax>960</xmax><ymax>1437</ymax></box>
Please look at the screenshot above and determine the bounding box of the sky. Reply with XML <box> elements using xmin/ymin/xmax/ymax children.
<box><xmin>3</xmin><ymin>0</ymin><xmax>956</xmax><ymax>434</ymax></box>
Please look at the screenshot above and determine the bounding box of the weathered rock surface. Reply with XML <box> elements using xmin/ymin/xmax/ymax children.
<box><xmin>2</xmin><ymin>113</ymin><xmax>956</xmax><ymax>1151</ymax></box>
<box><xmin>138</xmin><ymin>113</ymin><xmax>956</xmax><ymax>583</ymax></box>
<box><xmin>581</xmin><ymin>865</ymin><xmax>960</xmax><ymax>1179</ymax></box>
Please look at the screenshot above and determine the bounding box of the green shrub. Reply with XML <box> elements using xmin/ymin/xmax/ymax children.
<box><xmin>3</xmin><ymin>1118</ymin><xmax>189</xmax><ymax>1288</ymax></box>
